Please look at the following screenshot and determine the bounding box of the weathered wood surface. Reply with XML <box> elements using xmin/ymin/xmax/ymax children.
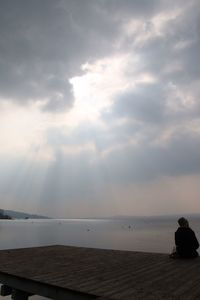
<box><xmin>0</xmin><ymin>245</ymin><xmax>200</xmax><ymax>299</ymax></box>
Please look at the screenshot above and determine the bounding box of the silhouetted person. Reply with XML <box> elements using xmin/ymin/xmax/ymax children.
<box><xmin>171</xmin><ymin>217</ymin><xmax>199</xmax><ymax>258</ymax></box>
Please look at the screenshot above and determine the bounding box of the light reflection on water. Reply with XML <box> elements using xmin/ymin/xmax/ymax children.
<box><xmin>0</xmin><ymin>217</ymin><xmax>200</xmax><ymax>299</ymax></box>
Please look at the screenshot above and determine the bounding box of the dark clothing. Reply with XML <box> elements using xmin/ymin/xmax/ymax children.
<box><xmin>175</xmin><ymin>227</ymin><xmax>199</xmax><ymax>258</ymax></box>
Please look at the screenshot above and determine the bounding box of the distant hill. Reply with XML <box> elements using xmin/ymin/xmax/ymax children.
<box><xmin>0</xmin><ymin>209</ymin><xmax>12</xmax><ymax>219</ymax></box>
<box><xmin>3</xmin><ymin>209</ymin><xmax>50</xmax><ymax>219</ymax></box>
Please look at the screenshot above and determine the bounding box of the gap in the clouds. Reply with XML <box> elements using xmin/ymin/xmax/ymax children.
<box><xmin>69</xmin><ymin>54</ymin><xmax>136</xmax><ymax>124</ymax></box>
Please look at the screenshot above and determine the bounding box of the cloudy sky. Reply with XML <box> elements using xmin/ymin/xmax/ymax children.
<box><xmin>1</xmin><ymin>0</ymin><xmax>200</xmax><ymax>218</ymax></box>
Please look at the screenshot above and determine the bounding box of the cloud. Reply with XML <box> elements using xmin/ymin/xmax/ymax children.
<box><xmin>110</xmin><ymin>83</ymin><xmax>166</xmax><ymax>124</ymax></box>
<box><xmin>0</xmin><ymin>0</ymin><xmax>175</xmax><ymax>113</ymax></box>
<box><xmin>0</xmin><ymin>0</ymin><xmax>122</xmax><ymax>112</ymax></box>
<box><xmin>1</xmin><ymin>0</ymin><xmax>200</xmax><ymax>216</ymax></box>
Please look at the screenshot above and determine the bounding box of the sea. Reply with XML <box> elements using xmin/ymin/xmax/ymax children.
<box><xmin>0</xmin><ymin>216</ymin><xmax>200</xmax><ymax>299</ymax></box>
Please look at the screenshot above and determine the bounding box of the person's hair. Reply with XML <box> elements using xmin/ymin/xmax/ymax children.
<box><xmin>178</xmin><ymin>217</ymin><xmax>189</xmax><ymax>227</ymax></box>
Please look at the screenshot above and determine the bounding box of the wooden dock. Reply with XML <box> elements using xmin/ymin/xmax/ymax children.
<box><xmin>0</xmin><ymin>245</ymin><xmax>200</xmax><ymax>299</ymax></box>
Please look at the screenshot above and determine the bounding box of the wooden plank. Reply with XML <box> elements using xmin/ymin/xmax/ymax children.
<box><xmin>0</xmin><ymin>245</ymin><xmax>200</xmax><ymax>299</ymax></box>
<box><xmin>0</xmin><ymin>271</ymin><xmax>96</xmax><ymax>300</ymax></box>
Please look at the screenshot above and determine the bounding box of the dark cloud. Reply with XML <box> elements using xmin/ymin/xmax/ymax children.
<box><xmin>139</xmin><ymin>2</ymin><xmax>200</xmax><ymax>85</ymax></box>
<box><xmin>0</xmin><ymin>0</ymin><xmax>174</xmax><ymax>112</ymax></box>
<box><xmin>0</xmin><ymin>0</ymin><xmax>121</xmax><ymax>111</ymax></box>
<box><xmin>110</xmin><ymin>84</ymin><xmax>167</xmax><ymax>124</ymax></box>
<box><xmin>96</xmin><ymin>0</ymin><xmax>161</xmax><ymax>18</ymax></box>
<box><xmin>0</xmin><ymin>0</ymin><xmax>199</xmax><ymax>115</ymax></box>
<box><xmin>96</xmin><ymin>1</ymin><xmax>200</xmax><ymax>137</ymax></box>
<box><xmin>99</xmin><ymin>130</ymin><xmax>200</xmax><ymax>184</ymax></box>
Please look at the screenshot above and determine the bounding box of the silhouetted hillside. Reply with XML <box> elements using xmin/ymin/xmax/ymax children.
<box><xmin>1</xmin><ymin>209</ymin><xmax>49</xmax><ymax>219</ymax></box>
<box><xmin>0</xmin><ymin>209</ymin><xmax>12</xmax><ymax>219</ymax></box>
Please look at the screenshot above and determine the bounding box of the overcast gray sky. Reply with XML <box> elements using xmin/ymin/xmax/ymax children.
<box><xmin>1</xmin><ymin>0</ymin><xmax>200</xmax><ymax>218</ymax></box>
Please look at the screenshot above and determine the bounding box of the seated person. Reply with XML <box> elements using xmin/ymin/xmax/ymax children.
<box><xmin>170</xmin><ymin>217</ymin><xmax>199</xmax><ymax>259</ymax></box>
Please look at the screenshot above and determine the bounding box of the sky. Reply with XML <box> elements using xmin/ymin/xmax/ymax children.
<box><xmin>1</xmin><ymin>0</ymin><xmax>200</xmax><ymax>218</ymax></box>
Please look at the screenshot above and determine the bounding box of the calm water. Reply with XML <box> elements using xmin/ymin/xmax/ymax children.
<box><xmin>0</xmin><ymin>216</ymin><xmax>200</xmax><ymax>299</ymax></box>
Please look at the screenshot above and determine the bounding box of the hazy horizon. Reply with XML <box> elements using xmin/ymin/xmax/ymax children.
<box><xmin>1</xmin><ymin>1</ymin><xmax>200</xmax><ymax>218</ymax></box>
<box><xmin>2</xmin><ymin>208</ymin><xmax>200</xmax><ymax>220</ymax></box>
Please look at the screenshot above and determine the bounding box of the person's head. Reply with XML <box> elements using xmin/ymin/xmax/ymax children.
<box><xmin>178</xmin><ymin>217</ymin><xmax>189</xmax><ymax>227</ymax></box>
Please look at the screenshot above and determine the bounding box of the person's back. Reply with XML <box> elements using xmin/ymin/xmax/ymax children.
<box><xmin>175</xmin><ymin>217</ymin><xmax>199</xmax><ymax>258</ymax></box>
